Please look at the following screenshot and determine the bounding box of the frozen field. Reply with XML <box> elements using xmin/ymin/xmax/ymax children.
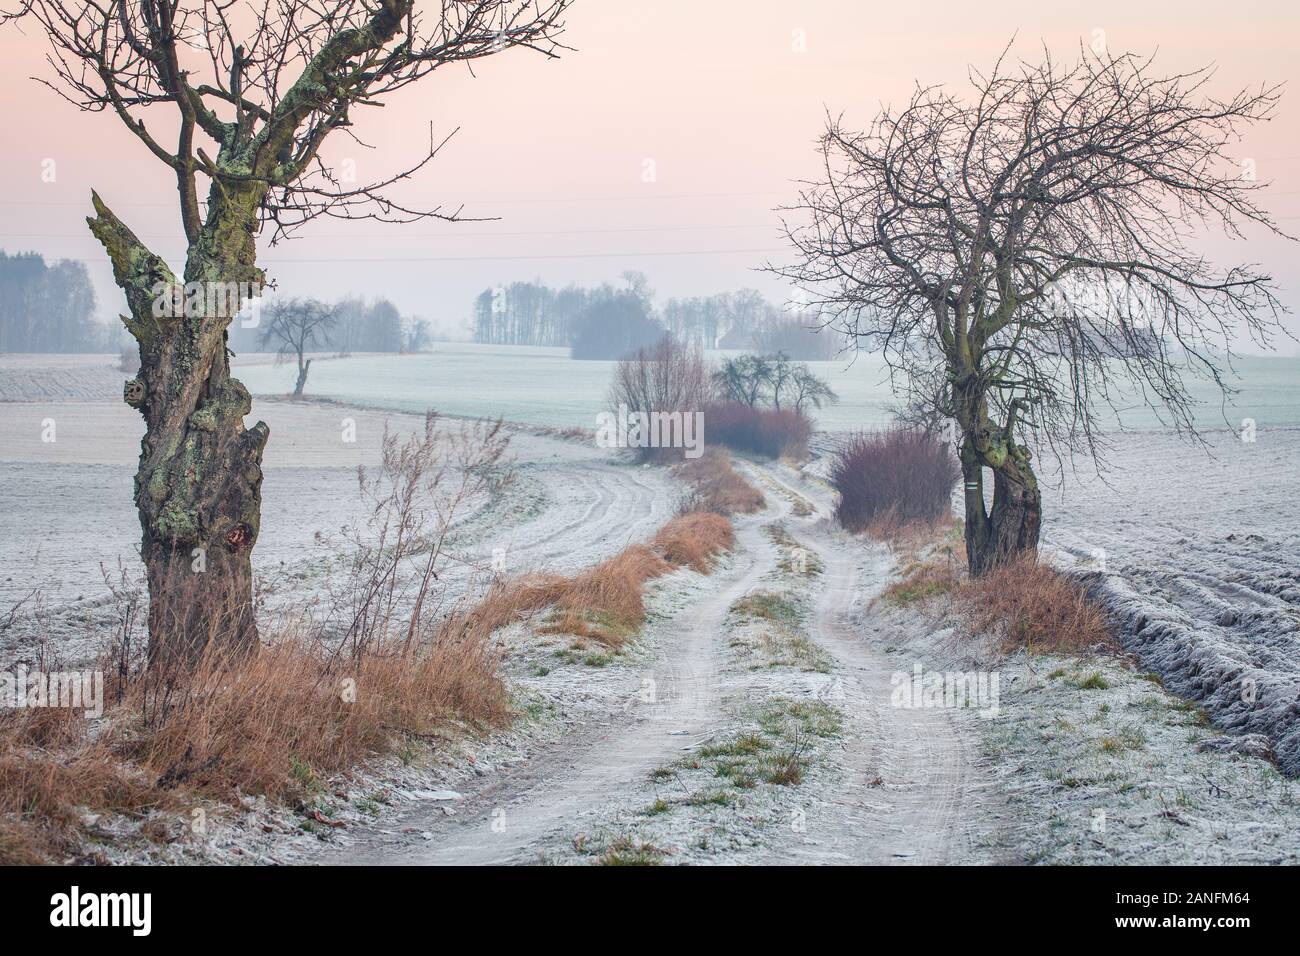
<box><xmin>0</xmin><ymin>394</ymin><xmax>678</xmax><ymax>664</ymax></box>
<box><xmin>1037</xmin><ymin>429</ymin><xmax>1300</xmax><ymax>774</ymax></box>
<box><xmin>5</xmin><ymin>348</ymin><xmax>1298</xmax><ymax>432</ymax></box>
<box><xmin>3</xmin><ymin>351</ymin><xmax>1299</xmax><ymax>772</ymax></box>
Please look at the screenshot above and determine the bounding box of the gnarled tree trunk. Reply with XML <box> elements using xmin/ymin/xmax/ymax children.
<box><xmin>955</xmin><ymin>376</ymin><xmax>1042</xmax><ymax>576</ymax></box>
<box><xmin>19</xmin><ymin>0</ymin><xmax>572</xmax><ymax>666</ymax></box>
<box><xmin>89</xmin><ymin>187</ymin><xmax>269</xmax><ymax>665</ymax></box>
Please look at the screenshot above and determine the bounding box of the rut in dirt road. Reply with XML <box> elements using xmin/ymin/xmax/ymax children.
<box><xmin>328</xmin><ymin>510</ymin><xmax>784</xmax><ymax>866</ymax></box>
<box><xmin>328</xmin><ymin>462</ymin><xmax>994</xmax><ymax>865</ymax></box>
<box><xmin>747</xmin><ymin>463</ymin><xmax>994</xmax><ymax>865</ymax></box>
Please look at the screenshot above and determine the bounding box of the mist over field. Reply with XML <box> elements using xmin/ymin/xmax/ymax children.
<box><xmin>1</xmin><ymin>1</ymin><xmax>1298</xmax><ymax>898</ymax></box>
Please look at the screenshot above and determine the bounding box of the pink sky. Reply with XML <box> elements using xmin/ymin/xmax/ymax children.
<box><xmin>1</xmin><ymin>0</ymin><xmax>1297</xmax><ymax>350</ymax></box>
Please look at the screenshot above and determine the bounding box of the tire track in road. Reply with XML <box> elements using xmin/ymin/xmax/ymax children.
<box><xmin>328</xmin><ymin>511</ymin><xmax>780</xmax><ymax>866</ymax></box>
<box><xmin>746</xmin><ymin>460</ymin><xmax>993</xmax><ymax>865</ymax></box>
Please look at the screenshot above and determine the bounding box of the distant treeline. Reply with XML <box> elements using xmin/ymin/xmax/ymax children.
<box><xmin>0</xmin><ymin>251</ymin><xmax>114</xmax><ymax>352</ymax></box>
<box><xmin>228</xmin><ymin>295</ymin><xmax>429</xmax><ymax>355</ymax></box>
<box><xmin>472</xmin><ymin>273</ymin><xmax>843</xmax><ymax>360</ymax></box>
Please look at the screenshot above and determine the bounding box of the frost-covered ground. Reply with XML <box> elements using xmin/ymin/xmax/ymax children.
<box><xmin>0</xmin><ymin>393</ymin><xmax>676</xmax><ymax>666</ymax></box>
<box><xmin>3</xmin><ymin>351</ymin><xmax>1299</xmax><ymax>865</ymax></box>
<box><xmin>1039</xmin><ymin>429</ymin><xmax>1300</xmax><ymax>776</ymax></box>
<box><xmin>867</xmin><ymin>598</ymin><xmax>1300</xmax><ymax>865</ymax></box>
<box><xmin>5</xmin><ymin>353</ymin><xmax>1298</xmax><ymax>772</ymax></box>
<box><xmin>810</xmin><ymin>426</ymin><xmax>1300</xmax><ymax>776</ymax></box>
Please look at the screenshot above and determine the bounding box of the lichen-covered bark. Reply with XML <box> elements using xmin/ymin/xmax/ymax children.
<box><xmin>954</xmin><ymin>373</ymin><xmax>1042</xmax><ymax>576</ymax></box>
<box><xmin>88</xmin><ymin>187</ymin><xmax>269</xmax><ymax>662</ymax></box>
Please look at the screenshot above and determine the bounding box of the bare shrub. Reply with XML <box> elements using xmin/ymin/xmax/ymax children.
<box><xmin>608</xmin><ymin>335</ymin><xmax>711</xmax><ymax>462</ymax></box>
<box><xmin>704</xmin><ymin>401</ymin><xmax>812</xmax><ymax>459</ymax></box>
<box><xmin>832</xmin><ymin>430</ymin><xmax>958</xmax><ymax>533</ymax></box>
<box><xmin>333</xmin><ymin>412</ymin><xmax>512</xmax><ymax>659</ymax></box>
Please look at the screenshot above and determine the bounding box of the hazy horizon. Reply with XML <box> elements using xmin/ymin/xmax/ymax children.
<box><xmin>2</xmin><ymin>0</ymin><xmax>1298</xmax><ymax>353</ymax></box>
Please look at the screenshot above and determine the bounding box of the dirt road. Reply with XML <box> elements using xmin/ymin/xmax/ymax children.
<box><xmin>326</xmin><ymin>460</ymin><xmax>993</xmax><ymax>865</ymax></box>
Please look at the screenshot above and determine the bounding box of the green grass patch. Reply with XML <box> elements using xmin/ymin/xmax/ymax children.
<box><xmin>730</xmin><ymin>591</ymin><xmax>802</xmax><ymax>624</ymax></box>
<box><xmin>1069</xmin><ymin>672</ymin><xmax>1110</xmax><ymax>690</ymax></box>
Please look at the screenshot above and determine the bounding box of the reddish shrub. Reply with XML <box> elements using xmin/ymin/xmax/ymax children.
<box><xmin>703</xmin><ymin>402</ymin><xmax>812</xmax><ymax>459</ymax></box>
<box><xmin>831</xmin><ymin>430</ymin><xmax>959</xmax><ymax>532</ymax></box>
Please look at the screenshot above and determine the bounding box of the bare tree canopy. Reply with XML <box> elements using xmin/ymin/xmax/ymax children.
<box><xmin>774</xmin><ymin>44</ymin><xmax>1291</xmax><ymax>574</ymax></box>
<box><xmin>260</xmin><ymin>296</ymin><xmax>338</xmax><ymax>396</ymax></box>
<box><xmin>6</xmin><ymin>0</ymin><xmax>571</xmax><ymax>242</ymax></box>
<box><xmin>4</xmin><ymin>0</ymin><xmax>571</xmax><ymax>660</ymax></box>
<box><xmin>713</xmin><ymin>351</ymin><xmax>838</xmax><ymax>413</ymax></box>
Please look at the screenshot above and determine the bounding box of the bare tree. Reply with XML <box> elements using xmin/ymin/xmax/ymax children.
<box><xmin>774</xmin><ymin>45</ymin><xmax>1289</xmax><ymax>575</ymax></box>
<box><xmin>786</xmin><ymin>363</ymin><xmax>837</xmax><ymax>413</ymax></box>
<box><xmin>766</xmin><ymin>351</ymin><xmax>794</xmax><ymax>409</ymax></box>
<box><xmin>608</xmin><ymin>334</ymin><xmax>711</xmax><ymax>461</ymax></box>
<box><xmin>260</xmin><ymin>297</ymin><xmax>337</xmax><ymax>397</ymax></box>
<box><xmin>5</xmin><ymin>1</ymin><xmax>570</xmax><ymax>660</ymax></box>
<box><xmin>402</xmin><ymin>316</ymin><xmax>433</xmax><ymax>353</ymax></box>
<box><xmin>712</xmin><ymin>354</ymin><xmax>772</xmax><ymax>407</ymax></box>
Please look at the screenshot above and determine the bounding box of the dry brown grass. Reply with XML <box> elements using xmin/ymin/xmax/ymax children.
<box><xmin>673</xmin><ymin>448</ymin><xmax>765</xmax><ymax>515</ymax></box>
<box><xmin>0</xmin><ymin>619</ymin><xmax>511</xmax><ymax>864</ymax></box>
<box><xmin>880</xmin><ymin>559</ymin><xmax>964</xmax><ymax>605</ymax></box>
<box><xmin>878</xmin><ymin>530</ymin><xmax>1112</xmax><ymax>655</ymax></box>
<box><xmin>543</xmin><ymin>545</ymin><xmax>669</xmax><ymax>644</ymax></box>
<box><xmin>450</xmin><ymin>512</ymin><xmax>736</xmax><ymax>649</ymax></box>
<box><xmin>958</xmin><ymin>555</ymin><xmax>1113</xmax><ymax>654</ymax></box>
<box><xmin>0</xmin><ymin>708</ymin><xmax>163</xmax><ymax>863</ymax></box>
<box><xmin>652</xmin><ymin>512</ymin><xmax>735</xmax><ymax>572</ymax></box>
<box><xmin>116</xmin><ymin>628</ymin><xmax>509</xmax><ymax>801</ymax></box>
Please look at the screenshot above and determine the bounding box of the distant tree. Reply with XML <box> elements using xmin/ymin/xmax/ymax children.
<box><xmin>365</xmin><ymin>299</ymin><xmax>403</xmax><ymax>353</ymax></box>
<box><xmin>712</xmin><ymin>354</ymin><xmax>773</xmax><ymax>406</ymax></box>
<box><xmin>751</xmin><ymin>313</ymin><xmax>841</xmax><ymax>360</ymax></box>
<box><xmin>0</xmin><ymin>250</ymin><xmax>97</xmax><ymax>352</ymax></box>
<box><xmin>714</xmin><ymin>351</ymin><xmax>837</xmax><ymax>413</ymax></box>
<box><xmin>621</xmin><ymin>270</ymin><xmax>653</xmax><ymax>303</ymax></box>
<box><xmin>331</xmin><ymin>295</ymin><xmax>370</xmax><ymax>354</ymax></box>
<box><xmin>570</xmin><ymin>290</ymin><xmax>664</xmax><ymax>360</ymax></box>
<box><xmin>608</xmin><ymin>335</ymin><xmax>711</xmax><ymax>461</ymax></box>
<box><xmin>766</xmin><ymin>352</ymin><xmax>796</xmax><ymax>409</ymax></box>
<box><xmin>786</xmin><ymin>364</ymin><xmax>838</xmax><ymax>413</ymax></box>
<box><xmin>472</xmin><ymin>279</ymin><xmax>586</xmax><ymax>346</ymax></box>
<box><xmin>403</xmin><ymin>317</ymin><xmax>433</xmax><ymax>353</ymax></box>
<box><xmin>260</xmin><ymin>298</ymin><xmax>338</xmax><ymax>398</ymax></box>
